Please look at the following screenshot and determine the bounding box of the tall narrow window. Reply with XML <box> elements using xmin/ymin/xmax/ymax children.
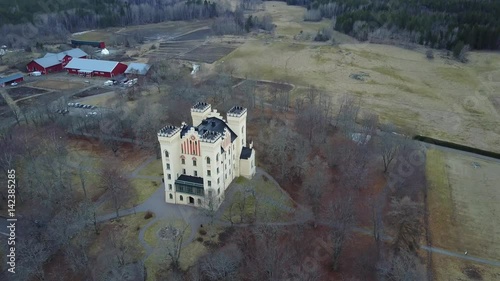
<box><xmin>207</xmin><ymin>157</ymin><xmax>211</xmax><ymax>164</ymax></box>
<box><xmin>168</xmin><ymin>184</ymin><xmax>172</xmax><ymax>190</ymax></box>
<box><xmin>182</xmin><ymin>158</ymin><xmax>185</xmax><ymax>165</ymax></box>
<box><xmin>166</xmin><ymin>163</ymin><xmax>170</xmax><ymax>170</ymax></box>
<box><xmin>194</xmin><ymin>171</ymin><xmax>198</xmax><ymax>177</ymax></box>
<box><xmin>165</xmin><ymin>151</ymin><xmax>169</xmax><ymax>158</ymax></box>
<box><xmin>180</xmin><ymin>195</ymin><xmax>183</xmax><ymax>201</ymax></box>
<box><xmin>168</xmin><ymin>174</ymin><xmax>171</xmax><ymax>180</ymax></box>
<box><xmin>208</xmin><ymin>180</ymin><xmax>211</xmax><ymax>187</ymax></box>
<box><xmin>193</xmin><ymin>159</ymin><xmax>197</xmax><ymax>166</ymax></box>
<box><xmin>169</xmin><ymin>193</ymin><xmax>173</xmax><ymax>199</ymax></box>
<box><xmin>183</xmin><ymin>169</ymin><xmax>186</xmax><ymax>174</ymax></box>
<box><xmin>207</xmin><ymin>170</ymin><xmax>211</xmax><ymax>176</ymax></box>
<box><xmin>218</xmin><ymin>188</ymin><xmax>220</xmax><ymax>195</ymax></box>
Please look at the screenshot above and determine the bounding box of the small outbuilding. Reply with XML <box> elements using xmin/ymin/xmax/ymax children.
<box><xmin>0</xmin><ymin>73</ymin><xmax>23</xmax><ymax>87</ymax></box>
<box><xmin>64</xmin><ymin>58</ymin><xmax>127</xmax><ymax>78</ymax></box>
<box><xmin>125</xmin><ymin>63</ymin><xmax>151</xmax><ymax>76</ymax></box>
<box><xmin>26</xmin><ymin>48</ymin><xmax>88</xmax><ymax>74</ymax></box>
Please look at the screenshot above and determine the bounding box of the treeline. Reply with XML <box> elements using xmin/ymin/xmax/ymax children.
<box><xmin>0</xmin><ymin>0</ymin><xmax>220</xmax><ymax>48</ymax></box>
<box><xmin>284</xmin><ymin>0</ymin><xmax>500</xmax><ymax>50</ymax></box>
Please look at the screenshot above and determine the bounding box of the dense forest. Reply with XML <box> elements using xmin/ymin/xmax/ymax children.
<box><xmin>291</xmin><ymin>0</ymin><xmax>500</xmax><ymax>50</ymax></box>
<box><xmin>0</xmin><ymin>0</ymin><xmax>220</xmax><ymax>47</ymax></box>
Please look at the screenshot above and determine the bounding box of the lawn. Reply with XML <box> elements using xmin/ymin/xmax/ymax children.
<box><xmin>143</xmin><ymin>219</ymin><xmax>191</xmax><ymax>248</ymax></box>
<box><xmin>426</xmin><ymin>148</ymin><xmax>500</xmax><ymax>278</ymax></box>
<box><xmin>223</xmin><ymin>175</ymin><xmax>295</xmax><ymax>223</ymax></box>
<box><xmin>130</xmin><ymin>178</ymin><xmax>161</xmax><ymax>205</ymax></box>
<box><xmin>88</xmin><ymin>212</ymin><xmax>154</xmax><ymax>265</ymax></box>
<box><xmin>138</xmin><ymin>158</ymin><xmax>163</xmax><ymax>177</ymax></box>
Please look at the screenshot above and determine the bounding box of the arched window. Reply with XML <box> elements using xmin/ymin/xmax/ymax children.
<box><xmin>169</xmin><ymin>193</ymin><xmax>173</xmax><ymax>199</ymax></box>
<box><xmin>216</xmin><ymin>154</ymin><xmax>219</xmax><ymax>162</ymax></box>
<box><xmin>207</xmin><ymin>157</ymin><xmax>211</xmax><ymax>164</ymax></box>
<box><xmin>180</xmin><ymin>195</ymin><xmax>184</xmax><ymax>201</ymax></box>
<box><xmin>164</xmin><ymin>150</ymin><xmax>169</xmax><ymax>158</ymax></box>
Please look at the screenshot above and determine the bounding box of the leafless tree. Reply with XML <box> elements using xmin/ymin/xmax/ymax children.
<box><xmin>376</xmin><ymin>248</ymin><xmax>426</xmax><ymax>281</ymax></box>
<box><xmin>377</xmin><ymin>127</ymin><xmax>405</xmax><ymax>173</ymax></box>
<box><xmin>324</xmin><ymin>197</ymin><xmax>355</xmax><ymax>271</ymax></box>
<box><xmin>336</xmin><ymin>94</ymin><xmax>360</xmax><ymax>136</ymax></box>
<box><xmin>388</xmin><ymin>196</ymin><xmax>423</xmax><ymax>252</ymax></box>
<box><xmin>99</xmin><ymin>164</ymin><xmax>133</xmax><ymax>217</ymax></box>
<box><xmin>203</xmin><ymin>188</ymin><xmax>220</xmax><ymax>224</ymax></box>
<box><xmin>160</xmin><ymin>223</ymin><xmax>190</xmax><ymax>271</ymax></box>
<box><xmin>302</xmin><ymin>156</ymin><xmax>330</xmax><ymax>224</ymax></box>
<box><xmin>200</xmin><ymin>244</ymin><xmax>242</xmax><ymax>280</ymax></box>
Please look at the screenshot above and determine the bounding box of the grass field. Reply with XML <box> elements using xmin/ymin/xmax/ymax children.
<box><xmin>223</xmin><ymin>175</ymin><xmax>295</xmax><ymax>222</ymax></box>
<box><xmin>138</xmin><ymin>159</ymin><xmax>163</xmax><ymax>177</ymax></box>
<box><xmin>221</xmin><ymin>1</ymin><xmax>500</xmax><ymax>153</ymax></box>
<box><xmin>427</xmin><ymin>148</ymin><xmax>500</xmax><ymax>279</ymax></box>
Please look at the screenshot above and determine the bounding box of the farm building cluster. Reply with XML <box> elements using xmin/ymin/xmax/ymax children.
<box><xmin>26</xmin><ymin>47</ymin><xmax>150</xmax><ymax>78</ymax></box>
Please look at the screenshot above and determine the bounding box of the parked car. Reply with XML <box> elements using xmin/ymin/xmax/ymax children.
<box><xmin>30</xmin><ymin>71</ymin><xmax>42</xmax><ymax>76</ymax></box>
<box><xmin>10</xmin><ymin>82</ymin><xmax>17</xmax><ymax>86</ymax></box>
<box><xmin>68</xmin><ymin>102</ymin><xmax>74</xmax><ymax>107</ymax></box>
<box><xmin>104</xmin><ymin>80</ymin><xmax>113</xmax><ymax>86</ymax></box>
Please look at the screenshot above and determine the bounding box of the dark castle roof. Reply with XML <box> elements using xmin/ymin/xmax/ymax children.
<box><xmin>197</xmin><ymin>117</ymin><xmax>237</xmax><ymax>142</ymax></box>
<box><xmin>240</xmin><ymin>147</ymin><xmax>253</xmax><ymax>159</ymax></box>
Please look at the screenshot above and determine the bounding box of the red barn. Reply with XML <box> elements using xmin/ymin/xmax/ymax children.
<box><xmin>26</xmin><ymin>48</ymin><xmax>88</xmax><ymax>74</ymax></box>
<box><xmin>0</xmin><ymin>73</ymin><xmax>23</xmax><ymax>87</ymax></box>
<box><xmin>64</xmin><ymin>58</ymin><xmax>128</xmax><ymax>78</ymax></box>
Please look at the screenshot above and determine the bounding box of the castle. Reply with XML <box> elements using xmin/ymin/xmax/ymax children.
<box><xmin>157</xmin><ymin>103</ymin><xmax>256</xmax><ymax>209</ymax></box>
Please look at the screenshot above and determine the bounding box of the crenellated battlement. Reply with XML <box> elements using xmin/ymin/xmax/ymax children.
<box><xmin>158</xmin><ymin>125</ymin><xmax>180</xmax><ymax>137</ymax></box>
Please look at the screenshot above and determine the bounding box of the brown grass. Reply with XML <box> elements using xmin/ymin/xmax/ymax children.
<box><xmin>31</xmin><ymin>80</ymin><xmax>85</xmax><ymax>91</ymax></box>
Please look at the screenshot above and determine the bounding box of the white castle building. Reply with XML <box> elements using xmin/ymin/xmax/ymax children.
<box><xmin>158</xmin><ymin>102</ymin><xmax>256</xmax><ymax>209</ymax></box>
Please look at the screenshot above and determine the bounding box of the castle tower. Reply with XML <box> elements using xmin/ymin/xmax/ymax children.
<box><xmin>227</xmin><ymin>106</ymin><xmax>247</xmax><ymax>148</ymax></box>
<box><xmin>191</xmin><ymin>102</ymin><xmax>211</xmax><ymax>126</ymax></box>
<box><xmin>157</xmin><ymin>125</ymin><xmax>182</xmax><ymax>203</ymax></box>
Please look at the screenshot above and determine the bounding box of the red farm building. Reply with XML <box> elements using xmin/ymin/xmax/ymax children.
<box><xmin>64</xmin><ymin>58</ymin><xmax>127</xmax><ymax>78</ymax></box>
<box><xmin>26</xmin><ymin>48</ymin><xmax>88</xmax><ymax>74</ymax></box>
<box><xmin>0</xmin><ymin>73</ymin><xmax>23</xmax><ymax>87</ymax></box>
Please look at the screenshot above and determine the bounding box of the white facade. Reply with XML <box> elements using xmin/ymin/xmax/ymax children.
<box><xmin>158</xmin><ymin>103</ymin><xmax>256</xmax><ymax>209</ymax></box>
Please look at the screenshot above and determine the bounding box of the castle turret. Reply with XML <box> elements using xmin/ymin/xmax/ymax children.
<box><xmin>158</xmin><ymin>125</ymin><xmax>182</xmax><ymax>203</ymax></box>
<box><xmin>191</xmin><ymin>102</ymin><xmax>211</xmax><ymax>126</ymax></box>
<box><xmin>227</xmin><ymin>106</ymin><xmax>247</xmax><ymax>149</ymax></box>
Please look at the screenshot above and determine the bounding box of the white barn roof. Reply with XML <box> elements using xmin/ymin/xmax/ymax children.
<box><xmin>125</xmin><ymin>63</ymin><xmax>151</xmax><ymax>75</ymax></box>
<box><xmin>34</xmin><ymin>48</ymin><xmax>88</xmax><ymax>68</ymax></box>
<box><xmin>64</xmin><ymin>58</ymin><xmax>120</xmax><ymax>72</ymax></box>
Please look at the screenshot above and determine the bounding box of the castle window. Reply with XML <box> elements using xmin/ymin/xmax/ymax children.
<box><xmin>169</xmin><ymin>184</ymin><xmax>172</xmax><ymax>190</ymax></box>
<box><xmin>183</xmin><ymin>169</ymin><xmax>186</xmax><ymax>174</ymax></box>
<box><xmin>218</xmin><ymin>188</ymin><xmax>220</xmax><ymax>195</ymax></box>
<box><xmin>193</xmin><ymin>159</ymin><xmax>197</xmax><ymax>166</ymax></box>
<box><xmin>207</xmin><ymin>170</ymin><xmax>211</xmax><ymax>176</ymax></box>
<box><xmin>207</xmin><ymin>157</ymin><xmax>211</xmax><ymax>164</ymax></box>
<box><xmin>168</xmin><ymin>174</ymin><xmax>171</xmax><ymax>180</ymax></box>
<box><xmin>182</xmin><ymin>158</ymin><xmax>185</xmax><ymax>165</ymax></box>
<box><xmin>180</xmin><ymin>195</ymin><xmax>183</xmax><ymax>201</ymax></box>
<box><xmin>166</xmin><ymin>163</ymin><xmax>170</xmax><ymax>170</ymax></box>
<box><xmin>217</xmin><ymin>167</ymin><xmax>219</xmax><ymax>174</ymax></box>
<box><xmin>217</xmin><ymin>178</ymin><xmax>220</xmax><ymax>184</ymax></box>
<box><xmin>208</xmin><ymin>180</ymin><xmax>211</xmax><ymax>187</ymax></box>
<box><xmin>194</xmin><ymin>171</ymin><xmax>198</xmax><ymax>177</ymax></box>
<box><xmin>169</xmin><ymin>193</ymin><xmax>173</xmax><ymax>199</ymax></box>
<box><xmin>216</xmin><ymin>154</ymin><xmax>219</xmax><ymax>161</ymax></box>
<box><xmin>165</xmin><ymin>151</ymin><xmax>169</xmax><ymax>158</ymax></box>
<box><xmin>242</xmin><ymin>126</ymin><xmax>244</xmax><ymax>133</ymax></box>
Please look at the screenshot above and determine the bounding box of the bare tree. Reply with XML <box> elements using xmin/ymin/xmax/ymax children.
<box><xmin>336</xmin><ymin>94</ymin><xmax>360</xmax><ymax>136</ymax></box>
<box><xmin>377</xmin><ymin>248</ymin><xmax>426</xmax><ymax>281</ymax></box>
<box><xmin>99</xmin><ymin>165</ymin><xmax>133</xmax><ymax>217</ymax></box>
<box><xmin>302</xmin><ymin>156</ymin><xmax>330</xmax><ymax>225</ymax></box>
<box><xmin>378</xmin><ymin>126</ymin><xmax>405</xmax><ymax>173</ymax></box>
<box><xmin>388</xmin><ymin>196</ymin><xmax>423</xmax><ymax>252</ymax></box>
<box><xmin>203</xmin><ymin>188</ymin><xmax>220</xmax><ymax>224</ymax></box>
<box><xmin>324</xmin><ymin>197</ymin><xmax>355</xmax><ymax>271</ymax></box>
<box><xmin>200</xmin><ymin>244</ymin><xmax>242</xmax><ymax>280</ymax></box>
<box><xmin>160</xmin><ymin>223</ymin><xmax>190</xmax><ymax>272</ymax></box>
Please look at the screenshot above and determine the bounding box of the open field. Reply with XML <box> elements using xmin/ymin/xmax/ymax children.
<box><xmin>7</xmin><ymin>86</ymin><xmax>47</xmax><ymax>100</ymax></box>
<box><xmin>221</xmin><ymin>1</ymin><xmax>500</xmax><ymax>153</ymax></box>
<box><xmin>427</xmin><ymin>148</ymin><xmax>500</xmax><ymax>278</ymax></box>
<box><xmin>31</xmin><ymin>79</ymin><xmax>85</xmax><ymax>91</ymax></box>
<box><xmin>432</xmin><ymin>255</ymin><xmax>500</xmax><ymax>281</ymax></box>
<box><xmin>138</xmin><ymin>159</ymin><xmax>163</xmax><ymax>177</ymax></box>
<box><xmin>182</xmin><ymin>43</ymin><xmax>239</xmax><ymax>63</ymax></box>
<box><xmin>72</xmin><ymin>86</ymin><xmax>112</xmax><ymax>99</ymax></box>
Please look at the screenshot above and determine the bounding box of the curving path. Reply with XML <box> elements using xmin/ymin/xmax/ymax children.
<box><xmin>95</xmin><ymin>157</ymin><xmax>500</xmax><ymax>268</ymax></box>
